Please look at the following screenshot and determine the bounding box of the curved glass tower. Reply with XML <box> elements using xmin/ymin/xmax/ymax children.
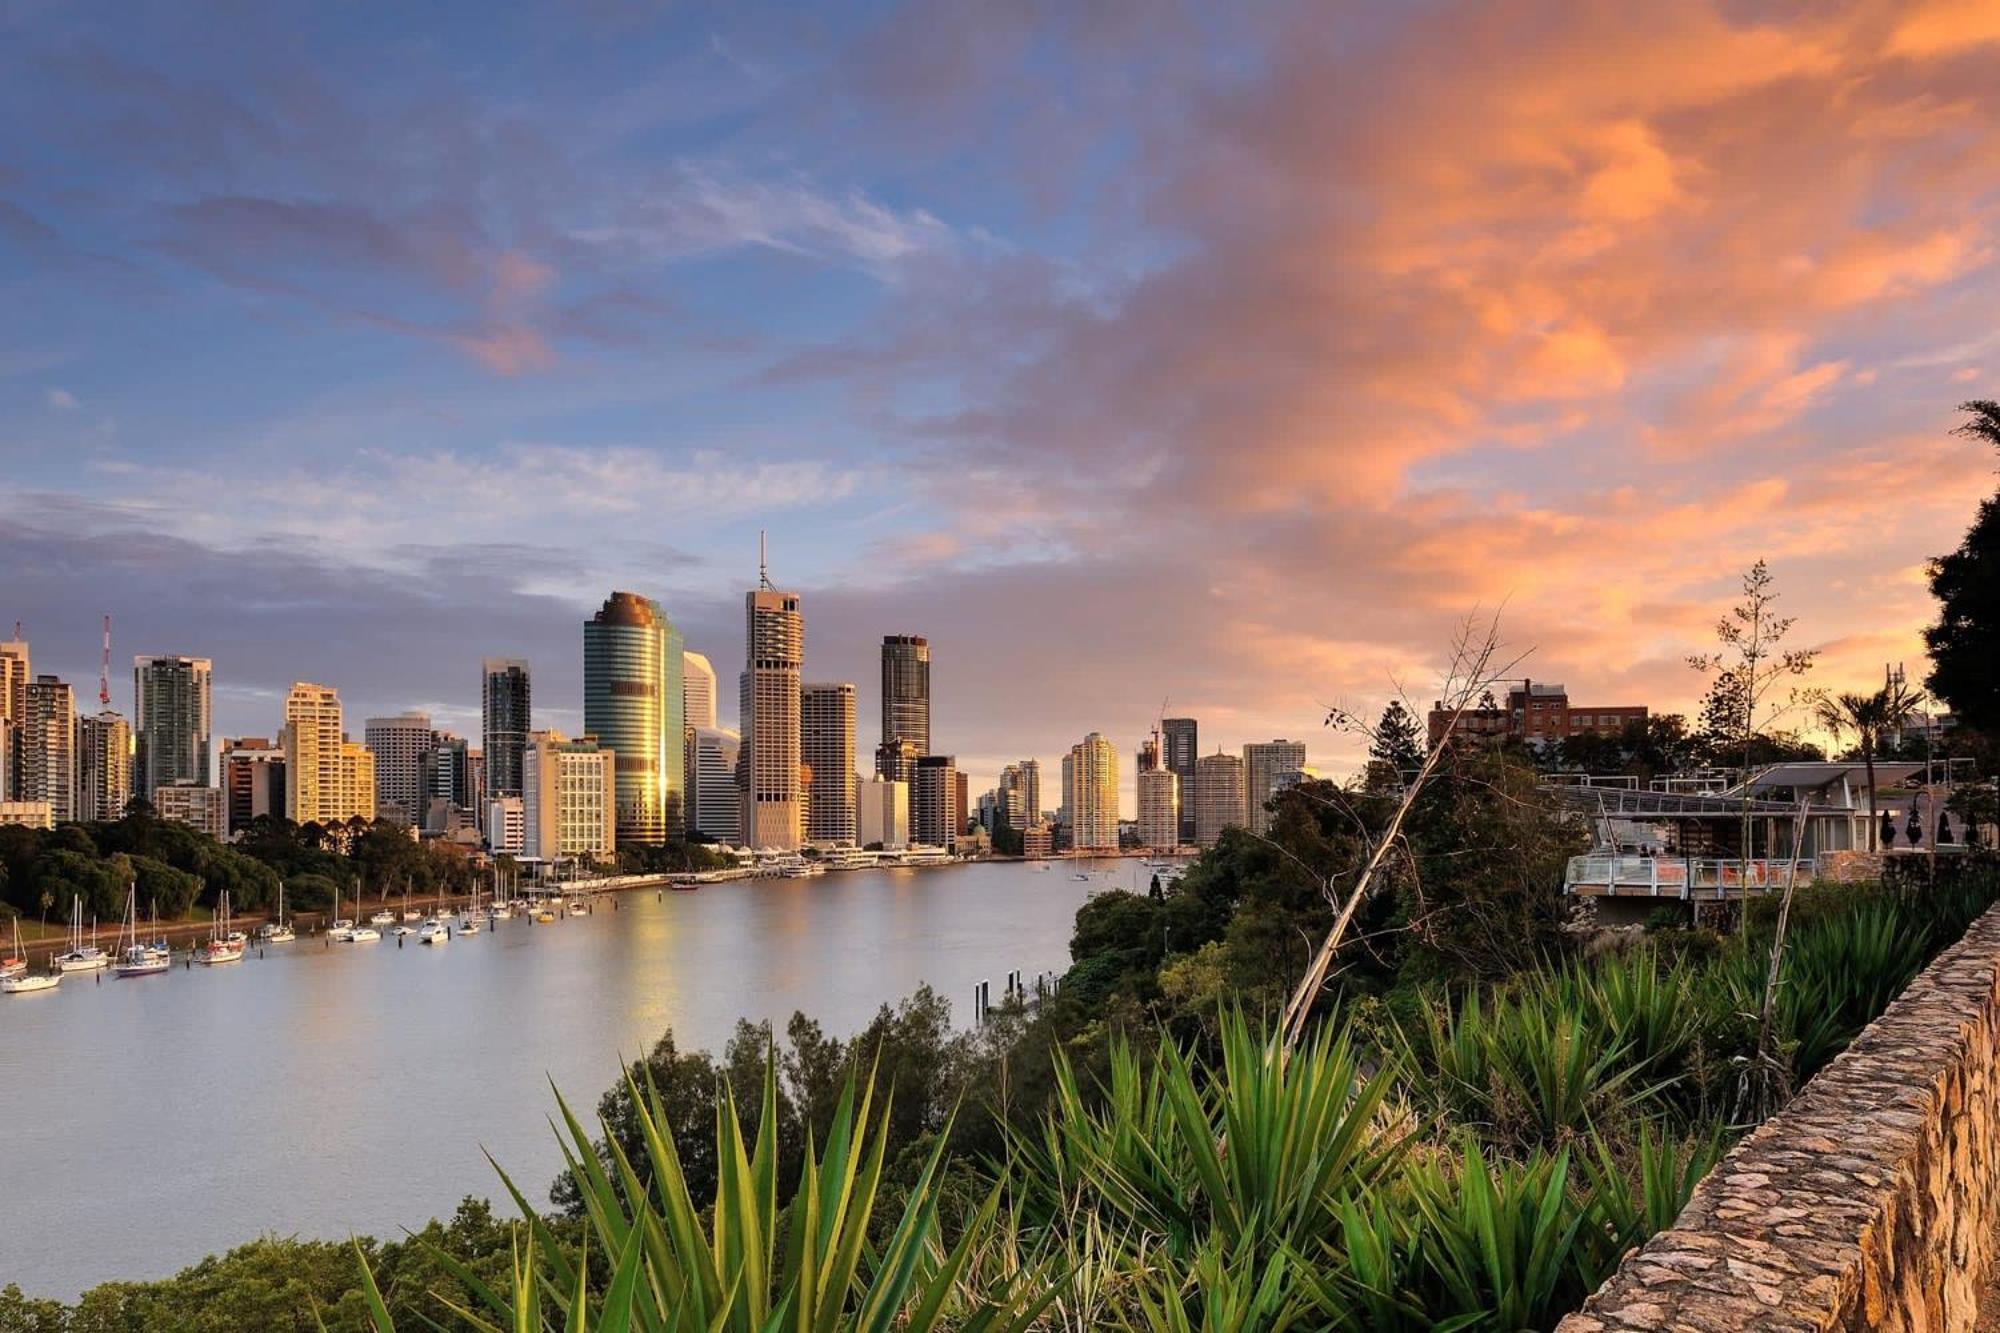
<box><xmin>583</xmin><ymin>591</ymin><xmax>684</xmax><ymax>846</ymax></box>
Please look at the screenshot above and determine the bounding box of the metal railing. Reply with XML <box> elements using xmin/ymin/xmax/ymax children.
<box><xmin>1564</xmin><ymin>854</ymin><xmax>1819</xmax><ymax>898</ymax></box>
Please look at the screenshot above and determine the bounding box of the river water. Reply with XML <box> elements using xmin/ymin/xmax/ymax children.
<box><xmin>0</xmin><ymin>859</ymin><xmax>1124</xmax><ymax>1298</ymax></box>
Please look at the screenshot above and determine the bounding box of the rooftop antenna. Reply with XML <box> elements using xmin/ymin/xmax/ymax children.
<box><xmin>98</xmin><ymin>614</ymin><xmax>112</xmax><ymax>709</ymax></box>
<box><xmin>758</xmin><ymin>530</ymin><xmax>774</xmax><ymax>590</ymax></box>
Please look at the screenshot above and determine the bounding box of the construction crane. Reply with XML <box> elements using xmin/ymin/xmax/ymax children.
<box><xmin>98</xmin><ymin>614</ymin><xmax>112</xmax><ymax>709</ymax></box>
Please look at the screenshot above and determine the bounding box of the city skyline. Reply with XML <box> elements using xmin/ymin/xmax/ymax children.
<box><xmin>5</xmin><ymin>4</ymin><xmax>1996</xmax><ymax>800</ymax></box>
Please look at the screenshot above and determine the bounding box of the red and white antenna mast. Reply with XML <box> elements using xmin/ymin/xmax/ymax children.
<box><xmin>98</xmin><ymin>614</ymin><xmax>112</xmax><ymax>709</ymax></box>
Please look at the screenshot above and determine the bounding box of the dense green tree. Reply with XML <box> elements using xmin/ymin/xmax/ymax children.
<box><xmin>1926</xmin><ymin>401</ymin><xmax>2000</xmax><ymax>732</ymax></box>
<box><xmin>1364</xmin><ymin>699</ymin><xmax>1425</xmax><ymax>792</ymax></box>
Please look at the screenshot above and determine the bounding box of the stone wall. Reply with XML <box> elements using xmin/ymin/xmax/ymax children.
<box><xmin>1559</xmin><ymin>901</ymin><xmax>2000</xmax><ymax>1333</ymax></box>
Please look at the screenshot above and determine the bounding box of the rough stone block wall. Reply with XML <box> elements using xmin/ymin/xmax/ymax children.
<box><xmin>1559</xmin><ymin>901</ymin><xmax>2000</xmax><ymax>1333</ymax></box>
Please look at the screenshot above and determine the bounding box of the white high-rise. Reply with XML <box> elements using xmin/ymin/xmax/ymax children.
<box><xmin>364</xmin><ymin>712</ymin><xmax>434</xmax><ymax>825</ymax></box>
<box><xmin>1193</xmin><ymin>751</ymin><xmax>1247</xmax><ymax>847</ymax></box>
<box><xmin>740</xmin><ymin>574</ymin><xmax>803</xmax><ymax>851</ymax></box>
<box><xmin>683</xmin><ymin>651</ymin><xmax>718</xmax><ymax>731</ymax></box>
<box><xmin>857</xmin><ymin>775</ymin><xmax>908</xmax><ymax>850</ymax></box>
<box><xmin>801</xmin><ymin>682</ymin><xmax>857</xmax><ymax>844</ymax></box>
<box><xmin>75</xmin><ymin>710</ymin><xmax>133</xmax><ymax>822</ymax></box>
<box><xmin>1243</xmin><ymin>740</ymin><xmax>1308</xmax><ymax>835</ymax></box>
<box><xmin>690</xmin><ymin>727</ymin><xmax>742</xmax><ymax>844</ymax></box>
<box><xmin>1137</xmin><ymin>768</ymin><xmax>1179</xmax><ymax>851</ymax></box>
<box><xmin>522</xmin><ymin>730</ymin><xmax>616</xmax><ymax>863</ymax></box>
<box><xmin>1063</xmin><ymin>732</ymin><xmax>1119</xmax><ymax>851</ymax></box>
<box><xmin>21</xmin><ymin>676</ymin><xmax>76</xmax><ymax>822</ymax></box>
<box><xmin>999</xmin><ymin>759</ymin><xmax>1042</xmax><ymax>829</ymax></box>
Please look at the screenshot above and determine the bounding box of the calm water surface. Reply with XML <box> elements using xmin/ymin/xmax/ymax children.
<box><xmin>0</xmin><ymin>860</ymin><xmax>1122</xmax><ymax>1297</ymax></box>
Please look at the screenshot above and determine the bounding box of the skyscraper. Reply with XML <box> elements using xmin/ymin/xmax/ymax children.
<box><xmin>1137</xmin><ymin>768</ymin><xmax>1179</xmax><ymax>851</ymax></box>
<box><xmin>689</xmin><ymin>726</ymin><xmax>742</xmax><ymax>844</ymax></box>
<box><xmin>1193</xmin><ymin>751</ymin><xmax>1246</xmax><ymax>847</ymax></box>
<box><xmin>682</xmin><ymin>651</ymin><xmax>718</xmax><ymax>731</ymax></box>
<box><xmin>583</xmin><ymin>592</ymin><xmax>684</xmax><ymax>846</ymax></box>
<box><xmin>75</xmin><ymin>709</ymin><xmax>132</xmax><ymax>822</ymax></box>
<box><xmin>422</xmin><ymin>733</ymin><xmax>474</xmax><ymax>830</ymax></box>
<box><xmin>880</xmin><ymin>634</ymin><xmax>930</xmax><ymax>758</ymax></box>
<box><xmin>132</xmin><ymin>655</ymin><xmax>212</xmax><ymax>796</ymax></box>
<box><xmin>364</xmin><ymin>712</ymin><xmax>433</xmax><ymax>824</ymax></box>
<box><xmin>481</xmin><ymin>658</ymin><xmax>532</xmax><ymax>800</ymax></box>
<box><xmin>1162</xmin><ymin>718</ymin><xmax>1198</xmax><ymax>842</ymax></box>
<box><xmin>1243</xmin><ymin>740</ymin><xmax>1308</xmax><ymax>835</ymax></box>
<box><xmin>1064</xmin><ymin>732</ymin><xmax>1119</xmax><ymax>852</ymax></box>
<box><xmin>740</xmin><ymin>575</ymin><xmax>803</xmax><ymax>851</ymax></box>
<box><xmin>0</xmin><ymin>637</ymin><xmax>28</xmax><ymax>799</ymax></box>
<box><xmin>283</xmin><ymin>683</ymin><xmax>373</xmax><ymax>826</ymax></box>
<box><xmin>874</xmin><ymin>737</ymin><xmax>919</xmax><ymax>784</ymax></box>
<box><xmin>998</xmin><ymin>758</ymin><xmax>1042</xmax><ymax>829</ymax></box>
<box><xmin>911</xmin><ymin>754</ymin><xmax>957</xmax><ymax>850</ymax></box>
<box><xmin>21</xmin><ymin>676</ymin><xmax>76</xmax><ymax>822</ymax></box>
<box><xmin>801</xmin><ymin>682</ymin><xmax>857</xmax><ymax>844</ymax></box>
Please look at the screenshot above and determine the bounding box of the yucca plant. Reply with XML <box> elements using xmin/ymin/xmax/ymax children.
<box><xmin>1123</xmin><ymin>1236</ymin><xmax>1314</xmax><ymax>1333</ymax></box>
<box><xmin>347</xmin><ymin>1057</ymin><xmax>1058</xmax><ymax>1332</ymax></box>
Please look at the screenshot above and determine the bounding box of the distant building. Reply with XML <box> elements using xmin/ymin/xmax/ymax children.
<box><xmin>1138</xmin><ymin>768</ymin><xmax>1180</xmax><ymax>850</ymax></box>
<box><xmin>1163</xmin><ymin>718</ymin><xmax>1198</xmax><ymax>842</ymax></box>
<box><xmin>222</xmin><ymin>737</ymin><xmax>286</xmax><ymax>835</ymax></box>
<box><xmin>1242</xmin><ymin>740</ymin><xmax>1307</xmax><ymax>835</ymax></box>
<box><xmin>480</xmin><ymin>658</ymin><xmax>532</xmax><ymax>800</ymax></box>
<box><xmin>1021</xmin><ymin>822</ymin><xmax>1054</xmax><ymax>859</ymax></box>
<box><xmin>857</xmin><ymin>775</ymin><xmax>909</xmax><ymax>850</ymax></box>
<box><xmin>0</xmin><ymin>801</ymin><xmax>54</xmax><ymax>830</ymax></box>
<box><xmin>801</xmin><ymin>682</ymin><xmax>858</xmax><ymax>844</ymax></box>
<box><xmin>880</xmin><ymin>634</ymin><xmax>931</xmax><ymax>758</ymax></box>
<box><xmin>1193</xmin><ymin>751</ymin><xmax>1246</xmax><ymax>847</ymax></box>
<box><xmin>955</xmin><ymin>770</ymin><xmax>970</xmax><ymax>835</ymax></box>
<box><xmin>422</xmin><ymin>733</ymin><xmax>474</xmax><ymax>832</ymax></box>
<box><xmin>0</xmin><ymin>638</ymin><xmax>27</xmax><ymax>801</ymax></box>
<box><xmin>132</xmin><ymin>656</ymin><xmax>212</xmax><ymax>797</ymax></box>
<box><xmin>75</xmin><ymin>710</ymin><xmax>133</xmax><ymax>822</ymax></box>
<box><xmin>682</xmin><ymin>651</ymin><xmax>718</xmax><ymax>731</ymax></box>
<box><xmin>689</xmin><ymin>727</ymin><xmax>742</xmax><ymax>844</ymax></box>
<box><xmin>283</xmin><ymin>683</ymin><xmax>373</xmax><ymax>826</ymax></box>
<box><xmin>584</xmin><ymin>591</ymin><xmax>684</xmax><ymax>846</ymax></box>
<box><xmin>1063</xmin><ymin>732</ymin><xmax>1119</xmax><ymax>852</ymax></box>
<box><xmin>486</xmin><ymin>796</ymin><xmax>526</xmax><ymax>856</ymax></box>
<box><xmin>20</xmin><ymin>676</ymin><xmax>76</xmax><ymax>822</ymax></box>
<box><xmin>911</xmin><ymin>755</ymin><xmax>958</xmax><ymax>850</ymax></box>
<box><xmin>153</xmin><ymin>782</ymin><xmax>225</xmax><ymax>839</ymax></box>
<box><xmin>1427</xmin><ymin>680</ymin><xmax>1648</xmax><ymax>748</ymax></box>
<box><xmin>522</xmin><ymin>730</ymin><xmax>615</xmax><ymax>863</ymax></box>
<box><xmin>741</xmin><ymin>582</ymin><xmax>803</xmax><ymax>850</ymax></box>
<box><xmin>365</xmin><ymin>712</ymin><xmax>433</xmax><ymax>825</ymax></box>
<box><xmin>998</xmin><ymin>759</ymin><xmax>1042</xmax><ymax>829</ymax></box>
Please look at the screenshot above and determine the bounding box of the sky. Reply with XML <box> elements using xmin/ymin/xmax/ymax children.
<box><xmin>3</xmin><ymin>0</ymin><xmax>2000</xmax><ymax>804</ymax></box>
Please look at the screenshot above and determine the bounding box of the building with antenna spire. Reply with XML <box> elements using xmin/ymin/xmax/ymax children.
<box><xmin>740</xmin><ymin>534</ymin><xmax>803</xmax><ymax>850</ymax></box>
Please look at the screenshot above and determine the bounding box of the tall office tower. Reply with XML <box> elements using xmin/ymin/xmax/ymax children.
<box><xmin>1162</xmin><ymin>718</ymin><xmax>1198</xmax><ymax>842</ymax></box>
<box><xmin>857</xmin><ymin>775</ymin><xmax>908</xmax><ymax>850</ymax></box>
<box><xmin>364</xmin><ymin>712</ymin><xmax>434</xmax><ymax>824</ymax></box>
<box><xmin>800</xmin><ymin>682</ymin><xmax>857</xmax><ymax>844</ymax></box>
<box><xmin>1138</xmin><ymin>768</ymin><xmax>1180</xmax><ymax>851</ymax></box>
<box><xmin>132</xmin><ymin>655</ymin><xmax>212</xmax><ymax>796</ymax></box>
<box><xmin>874</xmin><ymin>737</ymin><xmax>919</xmax><ymax>784</ymax></box>
<box><xmin>522</xmin><ymin>729</ymin><xmax>617</xmax><ymax>863</ymax></box>
<box><xmin>682</xmin><ymin>651</ymin><xmax>718</xmax><ymax>731</ymax></box>
<box><xmin>689</xmin><ymin>726</ymin><xmax>743</xmax><ymax>844</ymax></box>
<box><xmin>740</xmin><ymin>575</ymin><xmax>803</xmax><ymax>851</ymax></box>
<box><xmin>911</xmin><ymin>754</ymin><xmax>957</xmax><ymax>850</ymax></box>
<box><xmin>480</xmin><ymin>658</ymin><xmax>532</xmax><ymax>800</ymax></box>
<box><xmin>1242</xmin><ymin>739</ymin><xmax>1308</xmax><ymax>835</ymax></box>
<box><xmin>998</xmin><ymin>758</ymin><xmax>1042</xmax><ymax>829</ymax></box>
<box><xmin>75</xmin><ymin>710</ymin><xmax>133</xmax><ymax>822</ymax></box>
<box><xmin>423</xmin><ymin>733</ymin><xmax>473</xmax><ymax>831</ymax></box>
<box><xmin>223</xmin><ymin>736</ymin><xmax>286</xmax><ymax>834</ymax></box>
<box><xmin>584</xmin><ymin>591</ymin><xmax>685</xmax><ymax>846</ymax></box>
<box><xmin>880</xmin><ymin>635</ymin><xmax>931</xmax><ymax>757</ymax></box>
<box><xmin>1064</xmin><ymin>732</ymin><xmax>1119</xmax><ymax>851</ymax></box>
<box><xmin>1192</xmin><ymin>751</ymin><xmax>1247</xmax><ymax>847</ymax></box>
<box><xmin>1</xmin><ymin>637</ymin><xmax>28</xmax><ymax>799</ymax></box>
<box><xmin>21</xmin><ymin>676</ymin><xmax>76</xmax><ymax>821</ymax></box>
<box><xmin>283</xmin><ymin>682</ymin><xmax>372</xmax><ymax>825</ymax></box>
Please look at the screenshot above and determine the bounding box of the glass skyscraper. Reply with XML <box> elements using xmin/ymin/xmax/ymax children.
<box><xmin>481</xmin><ymin>658</ymin><xmax>532</xmax><ymax>799</ymax></box>
<box><xmin>879</xmin><ymin>635</ymin><xmax>930</xmax><ymax>759</ymax></box>
<box><xmin>583</xmin><ymin>592</ymin><xmax>683</xmax><ymax>846</ymax></box>
<box><xmin>133</xmin><ymin>655</ymin><xmax>212</xmax><ymax>796</ymax></box>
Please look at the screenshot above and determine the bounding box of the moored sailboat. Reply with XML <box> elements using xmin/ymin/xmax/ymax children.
<box><xmin>258</xmin><ymin>880</ymin><xmax>295</xmax><ymax>943</ymax></box>
<box><xmin>2</xmin><ymin>915</ymin><xmax>27</xmax><ymax>978</ymax></box>
<box><xmin>195</xmin><ymin>891</ymin><xmax>246</xmax><ymax>965</ymax></box>
<box><xmin>53</xmin><ymin>897</ymin><xmax>109</xmax><ymax>972</ymax></box>
<box><xmin>114</xmin><ymin>884</ymin><xmax>170</xmax><ymax>977</ymax></box>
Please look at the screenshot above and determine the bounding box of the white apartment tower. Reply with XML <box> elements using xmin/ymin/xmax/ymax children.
<box><xmin>364</xmin><ymin>712</ymin><xmax>434</xmax><ymax>825</ymax></box>
<box><xmin>20</xmin><ymin>676</ymin><xmax>76</xmax><ymax>822</ymax></box>
<box><xmin>522</xmin><ymin>730</ymin><xmax>616</xmax><ymax>863</ymax></box>
<box><xmin>682</xmin><ymin>651</ymin><xmax>718</xmax><ymax>731</ymax></box>
<box><xmin>1064</xmin><ymin>732</ymin><xmax>1119</xmax><ymax>851</ymax></box>
<box><xmin>75</xmin><ymin>709</ymin><xmax>133</xmax><ymax>822</ymax></box>
<box><xmin>1137</xmin><ymin>767</ymin><xmax>1179</xmax><ymax>851</ymax></box>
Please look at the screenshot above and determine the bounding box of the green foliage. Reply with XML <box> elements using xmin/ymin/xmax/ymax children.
<box><xmin>1926</xmin><ymin>401</ymin><xmax>2000</xmax><ymax>732</ymax></box>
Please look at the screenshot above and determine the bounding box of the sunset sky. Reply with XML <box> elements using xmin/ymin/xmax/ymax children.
<box><xmin>4</xmin><ymin>1</ymin><xmax>1999</xmax><ymax>796</ymax></box>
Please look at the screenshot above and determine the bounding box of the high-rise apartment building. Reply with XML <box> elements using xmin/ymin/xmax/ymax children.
<box><xmin>689</xmin><ymin>727</ymin><xmax>742</xmax><ymax>844</ymax></box>
<box><xmin>857</xmin><ymin>775</ymin><xmax>908</xmax><ymax>850</ymax></box>
<box><xmin>21</xmin><ymin>676</ymin><xmax>76</xmax><ymax>822</ymax></box>
<box><xmin>222</xmin><ymin>736</ymin><xmax>286</xmax><ymax>834</ymax></box>
<box><xmin>998</xmin><ymin>759</ymin><xmax>1042</xmax><ymax>829</ymax></box>
<box><xmin>132</xmin><ymin>655</ymin><xmax>212</xmax><ymax>796</ymax></box>
<box><xmin>880</xmin><ymin>635</ymin><xmax>930</xmax><ymax>758</ymax></box>
<box><xmin>423</xmin><ymin>733</ymin><xmax>474</xmax><ymax>831</ymax></box>
<box><xmin>0</xmin><ymin>637</ymin><xmax>26</xmax><ymax>800</ymax></box>
<box><xmin>480</xmin><ymin>658</ymin><xmax>531</xmax><ymax>800</ymax></box>
<box><xmin>801</xmin><ymin>682</ymin><xmax>857</xmax><ymax>845</ymax></box>
<box><xmin>75</xmin><ymin>709</ymin><xmax>133</xmax><ymax>822</ymax></box>
<box><xmin>740</xmin><ymin>581</ymin><xmax>803</xmax><ymax>850</ymax></box>
<box><xmin>583</xmin><ymin>591</ymin><xmax>684</xmax><ymax>846</ymax></box>
<box><xmin>486</xmin><ymin>796</ymin><xmax>525</xmax><ymax>855</ymax></box>
<box><xmin>1242</xmin><ymin>740</ymin><xmax>1308</xmax><ymax>835</ymax></box>
<box><xmin>153</xmin><ymin>782</ymin><xmax>225</xmax><ymax>839</ymax></box>
<box><xmin>1162</xmin><ymin>718</ymin><xmax>1198</xmax><ymax>842</ymax></box>
<box><xmin>1192</xmin><ymin>751</ymin><xmax>1246</xmax><ymax>847</ymax></box>
<box><xmin>682</xmin><ymin>651</ymin><xmax>717</xmax><ymax>731</ymax></box>
<box><xmin>522</xmin><ymin>729</ymin><xmax>617</xmax><ymax>863</ymax></box>
<box><xmin>1064</xmin><ymin>732</ymin><xmax>1119</xmax><ymax>852</ymax></box>
<box><xmin>282</xmin><ymin>682</ymin><xmax>375</xmax><ymax>826</ymax></box>
<box><xmin>364</xmin><ymin>712</ymin><xmax>433</xmax><ymax>824</ymax></box>
<box><xmin>911</xmin><ymin>754</ymin><xmax>957</xmax><ymax>851</ymax></box>
<box><xmin>1137</xmin><ymin>768</ymin><xmax>1179</xmax><ymax>851</ymax></box>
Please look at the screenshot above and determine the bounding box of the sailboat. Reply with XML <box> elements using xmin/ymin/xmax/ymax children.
<box><xmin>259</xmin><ymin>881</ymin><xmax>296</xmax><ymax>942</ymax></box>
<box><xmin>195</xmin><ymin>891</ymin><xmax>245</xmax><ymax>964</ymax></box>
<box><xmin>457</xmin><ymin>879</ymin><xmax>484</xmax><ymax>935</ymax></box>
<box><xmin>368</xmin><ymin>882</ymin><xmax>396</xmax><ymax>926</ymax></box>
<box><xmin>487</xmin><ymin>866</ymin><xmax>513</xmax><ymax>920</ymax></box>
<box><xmin>1</xmin><ymin>927</ymin><xmax>59</xmax><ymax>993</ymax></box>
<box><xmin>400</xmin><ymin>880</ymin><xmax>421</xmax><ymax>922</ymax></box>
<box><xmin>53</xmin><ymin>897</ymin><xmax>109</xmax><ymax>972</ymax></box>
<box><xmin>2</xmin><ymin>915</ymin><xmax>26</xmax><ymax>978</ymax></box>
<box><xmin>114</xmin><ymin>884</ymin><xmax>170</xmax><ymax>977</ymax></box>
<box><xmin>325</xmin><ymin>882</ymin><xmax>355</xmax><ymax>942</ymax></box>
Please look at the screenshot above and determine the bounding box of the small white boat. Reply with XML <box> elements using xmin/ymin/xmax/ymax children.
<box><xmin>417</xmin><ymin>917</ymin><xmax>450</xmax><ymax>944</ymax></box>
<box><xmin>196</xmin><ymin>891</ymin><xmax>245</xmax><ymax>965</ymax></box>
<box><xmin>1070</xmin><ymin>872</ymin><xmax>1091</xmax><ymax>881</ymax></box>
<box><xmin>260</xmin><ymin>881</ymin><xmax>295</xmax><ymax>943</ymax></box>
<box><xmin>568</xmin><ymin>899</ymin><xmax>589</xmax><ymax>916</ymax></box>
<box><xmin>2</xmin><ymin>970</ymin><xmax>59</xmax><ymax>994</ymax></box>
<box><xmin>53</xmin><ymin>897</ymin><xmax>110</xmax><ymax>972</ymax></box>
<box><xmin>347</xmin><ymin>925</ymin><xmax>381</xmax><ymax>942</ymax></box>
<box><xmin>392</xmin><ymin>924</ymin><xmax>416</xmax><ymax>937</ymax></box>
<box><xmin>3</xmin><ymin>917</ymin><xmax>29</xmax><ymax>978</ymax></box>
<box><xmin>369</xmin><ymin>911</ymin><xmax>396</xmax><ymax>926</ymax></box>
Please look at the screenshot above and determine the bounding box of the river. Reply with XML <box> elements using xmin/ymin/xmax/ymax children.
<box><xmin>0</xmin><ymin>859</ymin><xmax>1127</xmax><ymax>1298</ymax></box>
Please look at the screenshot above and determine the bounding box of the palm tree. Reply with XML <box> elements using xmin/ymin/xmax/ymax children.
<box><xmin>1816</xmin><ymin>680</ymin><xmax>1926</xmax><ymax>851</ymax></box>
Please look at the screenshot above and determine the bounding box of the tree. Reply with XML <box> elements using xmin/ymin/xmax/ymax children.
<box><xmin>1816</xmin><ymin>681</ymin><xmax>1926</xmax><ymax>851</ymax></box>
<box><xmin>1925</xmin><ymin>401</ymin><xmax>2000</xmax><ymax>732</ymax></box>
<box><xmin>1364</xmin><ymin>699</ymin><xmax>1424</xmax><ymax>792</ymax></box>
